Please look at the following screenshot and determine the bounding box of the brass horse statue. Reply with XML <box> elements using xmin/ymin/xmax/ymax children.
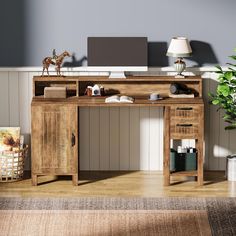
<box><xmin>42</xmin><ymin>50</ymin><xmax>71</xmax><ymax>76</ymax></box>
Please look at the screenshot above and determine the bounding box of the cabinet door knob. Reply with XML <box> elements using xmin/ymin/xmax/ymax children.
<box><xmin>71</xmin><ymin>133</ymin><xmax>76</xmax><ymax>147</ymax></box>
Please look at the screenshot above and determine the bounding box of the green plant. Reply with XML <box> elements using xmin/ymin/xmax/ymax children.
<box><xmin>209</xmin><ymin>48</ymin><xmax>236</xmax><ymax>130</ymax></box>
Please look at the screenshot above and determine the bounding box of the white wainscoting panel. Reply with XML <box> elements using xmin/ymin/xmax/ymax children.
<box><xmin>9</xmin><ymin>72</ymin><xmax>20</xmax><ymax>127</ymax></box>
<box><xmin>109</xmin><ymin>107</ymin><xmax>120</xmax><ymax>170</ymax></box>
<box><xmin>119</xmin><ymin>107</ymin><xmax>130</xmax><ymax>170</ymax></box>
<box><xmin>79</xmin><ymin>107</ymin><xmax>90</xmax><ymax>169</ymax></box>
<box><xmin>0</xmin><ymin>68</ymin><xmax>234</xmax><ymax>171</ymax></box>
<box><xmin>0</xmin><ymin>72</ymin><xmax>9</xmax><ymax>126</ymax></box>
<box><xmin>99</xmin><ymin>107</ymin><xmax>110</xmax><ymax>170</ymax></box>
<box><xmin>129</xmin><ymin>107</ymin><xmax>140</xmax><ymax>170</ymax></box>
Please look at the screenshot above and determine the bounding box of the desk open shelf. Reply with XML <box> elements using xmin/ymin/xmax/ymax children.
<box><xmin>33</xmin><ymin>95</ymin><xmax>203</xmax><ymax>106</ymax></box>
<box><xmin>33</xmin><ymin>75</ymin><xmax>202</xmax><ymax>97</ymax></box>
<box><xmin>31</xmin><ymin>76</ymin><xmax>204</xmax><ymax>186</ymax></box>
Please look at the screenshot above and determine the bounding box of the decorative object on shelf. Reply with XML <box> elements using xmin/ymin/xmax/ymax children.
<box><xmin>169</xmin><ymin>83</ymin><xmax>194</xmax><ymax>98</ymax></box>
<box><xmin>85</xmin><ymin>84</ymin><xmax>104</xmax><ymax>96</ymax></box>
<box><xmin>105</xmin><ymin>95</ymin><xmax>134</xmax><ymax>103</ymax></box>
<box><xmin>0</xmin><ymin>127</ymin><xmax>20</xmax><ymax>152</ymax></box>
<box><xmin>44</xmin><ymin>87</ymin><xmax>67</xmax><ymax>98</ymax></box>
<box><xmin>52</xmin><ymin>49</ymin><xmax>58</xmax><ymax>63</ymax></box>
<box><xmin>42</xmin><ymin>50</ymin><xmax>71</xmax><ymax>76</ymax></box>
<box><xmin>170</xmin><ymin>83</ymin><xmax>192</xmax><ymax>95</ymax></box>
<box><xmin>148</xmin><ymin>93</ymin><xmax>163</xmax><ymax>101</ymax></box>
<box><xmin>166</xmin><ymin>37</ymin><xmax>192</xmax><ymax>78</ymax></box>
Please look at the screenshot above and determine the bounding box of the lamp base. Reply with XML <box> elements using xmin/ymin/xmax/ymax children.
<box><xmin>175</xmin><ymin>74</ymin><xmax>185</xmax><ymax>78</ymax></box>
<box><xmin>174</xmin><ymin>58</ymin><xmax>186</xmax><ymax>78</ymax></box>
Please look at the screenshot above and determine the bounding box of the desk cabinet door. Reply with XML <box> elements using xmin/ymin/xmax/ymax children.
<box><xmin>31</xmin><ymin>105</ymin><xmax>78</xmax><ymax>175</ymax></box>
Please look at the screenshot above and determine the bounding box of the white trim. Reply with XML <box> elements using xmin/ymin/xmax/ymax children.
<box><xmin>0</xmin><ymin>66</ymin><xmax>228</xmax><ymax>72</ymax></box>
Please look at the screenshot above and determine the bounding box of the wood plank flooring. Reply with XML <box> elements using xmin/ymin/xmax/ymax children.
<box><xmin>0</xmin><ymin>171</ymin><xmax>235</xmax><ymax>198</ymax></box>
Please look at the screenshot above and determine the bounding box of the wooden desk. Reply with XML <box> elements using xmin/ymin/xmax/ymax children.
<box><xmin>31</xmin><ymin>76</ymin><xmax>204</xmax><ymax>186</ymax></box>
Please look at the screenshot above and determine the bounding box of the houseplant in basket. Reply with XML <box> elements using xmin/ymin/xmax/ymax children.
<box><xmin>209</xmin><ymin>48</ymin><xmax>236</xmax><ymax>180</ymax></box>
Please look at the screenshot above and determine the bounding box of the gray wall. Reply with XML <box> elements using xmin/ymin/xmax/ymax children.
<box><xmin>0</xmin><ymin>0</ymin><xmax>236</xmax><ymax>66</ymax></box>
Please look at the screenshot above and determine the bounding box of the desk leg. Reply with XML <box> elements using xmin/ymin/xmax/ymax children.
<box><xmin>196</xmin><ymin>105</ymin><xmax>204</xmax><ymax>186</ymax></box>
<box><xmin>32</xmin><ymin>174</ymin><xmax>38</xmax><ymax>186</ymax></box>
<box><xmin>196</xmin><ymin>139</ymin><xmax>204</xmax><ymax>186</ymax></box>
<box><xmin>72</xmin><ymin>174</ymin><xmax>78</xmax><ymax>186</ymax></box>
<box><xmin>76</xmin><ymin>108</ymin><xmax>80</xmax><ymax>186</ymax></box>
<box><xmin>164</xmin><ymin>107</ymin><xmax>170</xmax><ymax>186</ymax></box>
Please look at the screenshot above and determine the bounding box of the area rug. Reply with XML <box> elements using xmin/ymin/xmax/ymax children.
<box><xmin>0</xmin><ymin>197</ymin><xmax>235</xmax><ymax>236</ymax></box>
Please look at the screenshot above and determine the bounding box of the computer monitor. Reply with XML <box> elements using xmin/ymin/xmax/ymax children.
<box><xmin>87</xmin><ymin>37</ymin><xmax>148</xmax><ymax>78</ymax></box>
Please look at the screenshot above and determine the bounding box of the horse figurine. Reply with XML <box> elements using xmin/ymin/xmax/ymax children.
<box><xmin>42</xmin><ymin>50</ymin><xmax>71</xmax><ymax>76</ymax></box>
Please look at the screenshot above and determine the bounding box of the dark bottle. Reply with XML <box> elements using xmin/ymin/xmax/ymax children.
<box><xmin>170</xmin><ymin>83</ymin><xmax>192</xmax><ymax>94</ymax></box>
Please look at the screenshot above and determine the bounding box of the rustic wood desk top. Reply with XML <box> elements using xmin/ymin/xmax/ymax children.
<box><xmin>32</xmin><ymin>96</ymin><xmax>204</xmax><ymax>106</ymax></box>
<box><xmin>33</xmin><ymin>75</ymin><xmax>202</xmax><ymax>82</ymax></box>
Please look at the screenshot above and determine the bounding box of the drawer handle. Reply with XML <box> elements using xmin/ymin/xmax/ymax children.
<box><xmin>176</xmin><ymin>124</ymin><xmax>193</xmax><ymax>127</ymax></box>
<box><xmin>71</xmin><ymin>133</ymin><xmax>76</xmax><ymax>147</ymax></box>
<box><xmin>176</xmin><ymin>107</ymin><xmax>193</xmax><ymax>111</ymax></box>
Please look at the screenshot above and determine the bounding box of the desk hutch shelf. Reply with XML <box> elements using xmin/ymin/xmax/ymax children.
<box><xmin>31</xmin><ymin>76</ymin><xmax>204</xmax><ymax>186</ymax></box>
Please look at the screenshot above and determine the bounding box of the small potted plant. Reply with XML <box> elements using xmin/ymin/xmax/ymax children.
<box><xmin>209</xmin><ymin>48</ymin><xmax>236</xmax><ymax>180</ymax></box>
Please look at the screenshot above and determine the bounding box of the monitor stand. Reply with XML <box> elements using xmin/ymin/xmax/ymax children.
<box><xmin>109</xmin><ymin>71</ymin><xmax>126</xmax><ymax>79</ymax></box>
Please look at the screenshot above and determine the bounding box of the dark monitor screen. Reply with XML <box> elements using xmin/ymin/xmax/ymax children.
<box><xmin>88</xmin><ymin>37</ymin><xmax>148</xmax><ymax>66</ymax></box>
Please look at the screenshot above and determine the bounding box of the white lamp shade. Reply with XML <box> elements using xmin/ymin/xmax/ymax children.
<box><xmin>166</xmin><ymin>37</ymin><xmax>192</xmax><ymax>57</ymax></box>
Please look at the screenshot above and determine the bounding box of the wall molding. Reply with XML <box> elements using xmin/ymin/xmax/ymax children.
<box><xmin>0</xmin><ymin>66</ymin><xmax>228</xmax><ymax>72</ymax></box>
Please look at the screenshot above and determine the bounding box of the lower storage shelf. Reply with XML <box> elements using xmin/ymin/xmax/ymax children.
<box><xmin>170</xmin><ymin>149</ymin><xmax>197</xmax><ymax>172</ymax></box>
<box><xmin>170</xmin><ymin>170</ymin><xmax>198</xmax><ymax>177</ymax></box>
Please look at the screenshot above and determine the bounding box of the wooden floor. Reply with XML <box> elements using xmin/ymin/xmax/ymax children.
<box><xmin>0</xmin><ymin>171</ymin><xmax>235</xmax><ymax>198</ymax></box>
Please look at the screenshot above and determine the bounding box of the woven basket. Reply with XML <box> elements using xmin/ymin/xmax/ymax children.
<box><xmin>0</xmin><ymin>145</ymin><xmax>28</xmax><ymax>182</ymax></box>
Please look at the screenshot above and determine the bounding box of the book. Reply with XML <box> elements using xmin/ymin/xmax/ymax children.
<box><xmin>105</xmin><ymin>95</ymin><xmax>134</xmax><ymax>103</ymax></box>
<box><xmin>44</xmin><ymin>87</ymin><xmax>66</xmax><ymax>98</ymax></box>
<box><xmin>0</xmin><ymin>127</ymin><xmax>20</xmax><ymax>152</ymax></box>
<box><xmin>169</xmin><ymin>94</ymin><xmax>194</xmax><ymax>98</ymax></box>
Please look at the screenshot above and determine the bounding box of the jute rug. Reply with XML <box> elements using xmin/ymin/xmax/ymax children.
<box><xmin>0</xmin><ymin>197</ymin><xmax>235</xmax><ymax>236</ymax></box>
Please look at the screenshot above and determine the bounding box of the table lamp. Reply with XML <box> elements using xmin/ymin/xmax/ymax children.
<box><xmin>166</xmin><ymin>37</ymin><xmax>192</xmax><ymax>78</ymax></box>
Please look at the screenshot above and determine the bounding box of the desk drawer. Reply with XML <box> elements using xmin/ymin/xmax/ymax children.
<box><xmin>170</xmin><ymin>123</ymin><xmax>199</xmax><ymax>139</ymax></box>
<box><xmin>170</xmin><ymin>106</ymin><xmax>199</xmax><ymax>122</ymax></box>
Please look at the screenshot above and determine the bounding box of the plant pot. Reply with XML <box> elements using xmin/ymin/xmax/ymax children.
<box><xmin>226</xmin><ymin>154</ymin><xmax>236</xmax><ymax>181</ymax></box>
